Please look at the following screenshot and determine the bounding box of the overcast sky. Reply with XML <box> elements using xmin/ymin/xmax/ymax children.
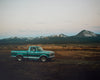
<box><xmin>0</xmin><ymin>0</ymin><xmax>100</xmax><ymax>38</ymax></box>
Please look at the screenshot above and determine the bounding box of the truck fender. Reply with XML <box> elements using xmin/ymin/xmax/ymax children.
<box><xmin>40</xmin><ymin>54</ymin><xmax>48</xmax><ymax>59</ymax></box>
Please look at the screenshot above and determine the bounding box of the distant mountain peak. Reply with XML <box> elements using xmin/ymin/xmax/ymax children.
<box><xmin>76</xmin><ymin>30</ymin><xmax>97</xmax><ymax>37</ymax></box>
<box><xmin>58</xmin><ymin>33</ymin><xmax>68</xmax><ymax>37</ymax></box>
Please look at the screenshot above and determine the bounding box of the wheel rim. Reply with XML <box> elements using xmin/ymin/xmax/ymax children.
<box><xmin>41</xmin><ymin>57</ymin><xmax>46</xmax><ymax>62</ymax></box>
<box><xmin>17</xmin><ymin>57</ymin><xmax>22</xmax><ymax>61</ymax></box>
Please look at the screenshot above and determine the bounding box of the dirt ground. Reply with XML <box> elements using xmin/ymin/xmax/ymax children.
<box><xmin>0</xmin><ymin>49</ymin><xmax>100</xmax><ymax>80</ymax></box>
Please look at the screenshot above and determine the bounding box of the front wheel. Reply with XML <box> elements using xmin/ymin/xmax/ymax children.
<box><xmin>40</xmin><ymin>56</ymin><xmax>47</xmax><ymax>62</ymax></box>
<box><xmin>16</xmin><ymin>56</ymin><xmax>23</xmax><ymax>62</ymax></box>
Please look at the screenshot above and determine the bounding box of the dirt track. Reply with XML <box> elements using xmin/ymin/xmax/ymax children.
<box><xmin>0</xmin><ymin>50</ymin><xmax>100</xmax><ymax>80</ymax></box>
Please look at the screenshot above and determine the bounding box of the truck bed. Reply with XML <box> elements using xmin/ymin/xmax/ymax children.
<box><xmin>11</xmin><ymin>50</ymin><xmax>28</xmax><ymax>53</ymax></box>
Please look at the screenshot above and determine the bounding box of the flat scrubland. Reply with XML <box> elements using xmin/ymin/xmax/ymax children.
<box><xmin>0</xmin><ymin>44</ymin><xmax>100</xmax><ymax>80</ymax></box>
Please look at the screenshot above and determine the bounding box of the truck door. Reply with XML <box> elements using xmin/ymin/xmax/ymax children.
<box><xmin>28</xmin><ymin>47</ymin><xmax>40</xmax><ymax>59</ymax></box>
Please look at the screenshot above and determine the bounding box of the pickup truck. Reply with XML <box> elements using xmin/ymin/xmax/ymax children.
<box><xmin>11</xmin><ymin>46</ymin><xmax>55</xmax><ymax>62</ymax></box>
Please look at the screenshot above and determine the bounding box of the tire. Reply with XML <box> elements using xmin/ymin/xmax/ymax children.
<box><xmin>40</xmin><ymin>56</ymin><xmax>47</xmax><ymax>62</ymax></box>
<box><xmin>16</xmin><ymin>56</ymin><xmax>23</xmax><ymax>62</ymax></box>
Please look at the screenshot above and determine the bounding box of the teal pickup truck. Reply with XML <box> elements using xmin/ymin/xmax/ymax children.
<box><xmin>11</xmin><ymin>46</ymin><xmax>55</xmax><ymax>62</ymax></box>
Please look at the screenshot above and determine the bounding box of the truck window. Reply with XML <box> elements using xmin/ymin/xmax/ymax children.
<box><xmin>30</xmin><ymin>47</ymin><xmax>36</xmax><ymax>51</ymax></box>
<box><xmin>37</xmin><ymin>47</ymin><xmax>43</xmax><ymax>51</ymax></box>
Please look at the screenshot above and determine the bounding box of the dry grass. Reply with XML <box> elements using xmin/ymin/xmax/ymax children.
<box><xmin>54</xmin><ymin>50</ymin><xmax>100</xmax><ymax>60</ymax></box>
<box><xmin>0</xmin><ymin>44</ymin><xmax>100</xmax><ymax>61</ymax></box>
<box><xmin>0</xmin><ymin>43</ymin><xmax>100</xmax><ymax>50</ymax></box>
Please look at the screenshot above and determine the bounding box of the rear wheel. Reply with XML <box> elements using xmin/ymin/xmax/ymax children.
<box><xmin>40</xmin><ymin>56</ymin><xmax>47</xmax><ymax>62</ymax></box>
<box><xmin>16</xmin><ymin>56</ymin><xmax>23</xmax><ymax>62</ymax></box>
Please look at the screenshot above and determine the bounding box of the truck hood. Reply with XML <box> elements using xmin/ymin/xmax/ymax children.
<box><xmin>41</xmin><ymin>50</ymin><xmax>54</xmax><ymax>54</ymax></box>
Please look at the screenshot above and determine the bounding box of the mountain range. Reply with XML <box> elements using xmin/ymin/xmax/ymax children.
<box><xmin>0</xmin><ymin>30</ymin><xmax>100</xmax><ymax>44</ymax></box>
<box><xmin>43</xmin><ymin>30</ymin><xmax>99</xmax><ymax>38</ymax></box>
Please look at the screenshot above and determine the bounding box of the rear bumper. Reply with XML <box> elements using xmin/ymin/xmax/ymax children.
<box><xmin>11</xmin><ymin>55</ymin><xmax>15</xmax><ymax>57</ymax></box>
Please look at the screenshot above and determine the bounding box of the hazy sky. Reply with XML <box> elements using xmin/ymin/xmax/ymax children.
<box><xmin>0</xmin><ymin>0</ymin><xmax>100</xmax><ymax>38</ymax></box>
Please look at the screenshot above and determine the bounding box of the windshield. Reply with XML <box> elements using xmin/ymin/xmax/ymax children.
<box><xmin>37</xmin><ymin>47</ymin><xmax>43</xmax><ymax>51</ymax></box>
